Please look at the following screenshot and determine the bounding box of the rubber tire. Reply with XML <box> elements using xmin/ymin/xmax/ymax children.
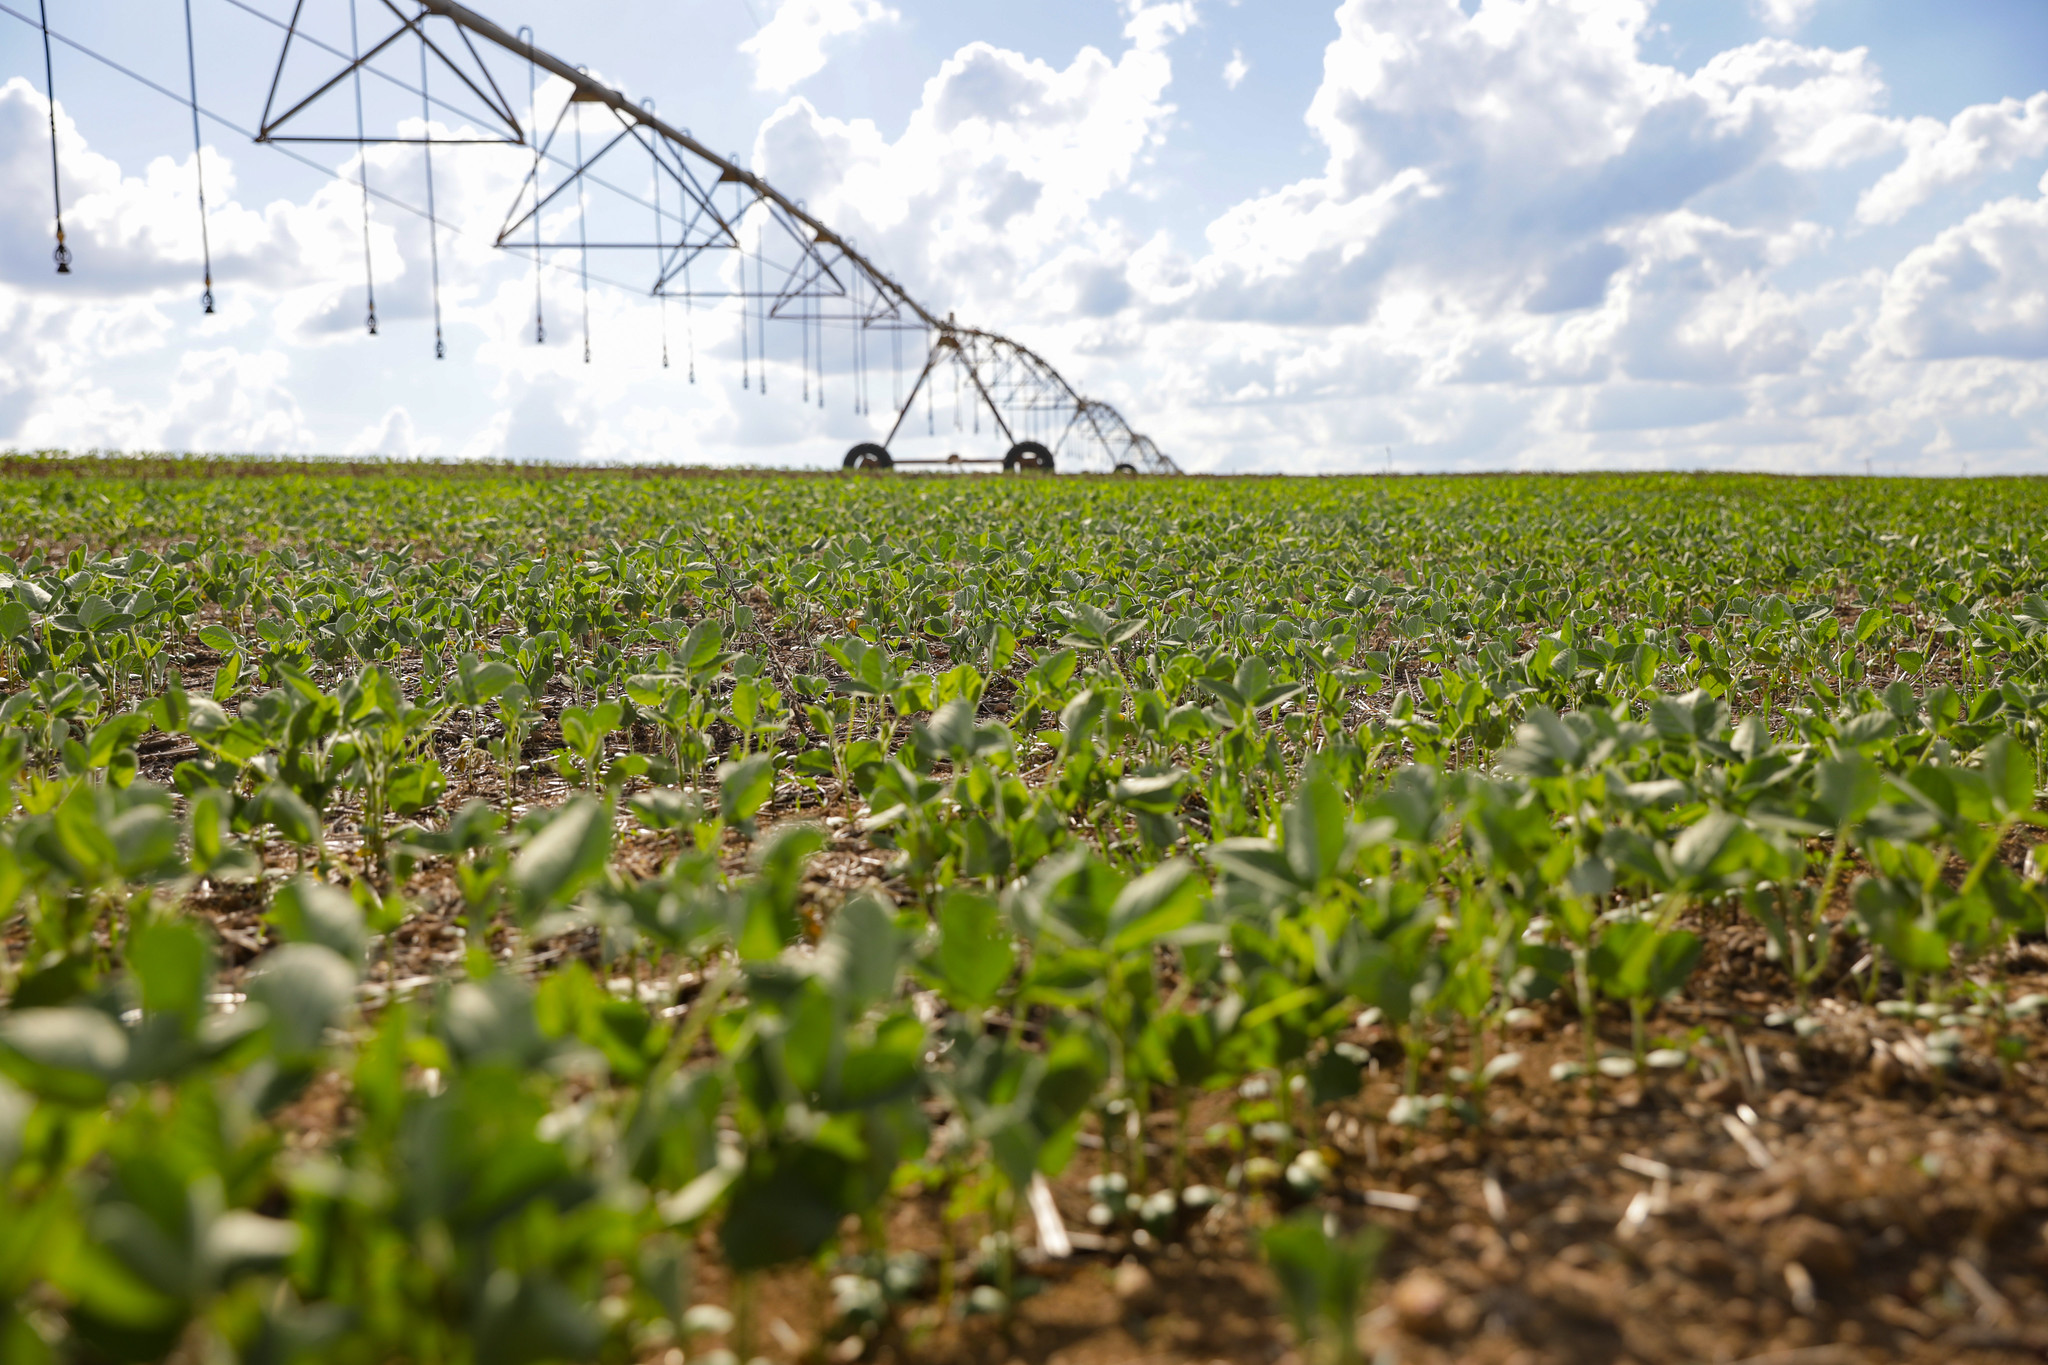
<box><xmin>1113</xmin><ymin>462</ymin><xmax>1138</xmax><ymax>477</ymax></box>
<box><xmin>1003</xmin><ymin>440</ymin><xmax>1055</xmax><ymax>473</ymax></box>
<box><xmin>843</xmin><ymin>443</ymin><xmax>894</xmax><ymax>471</ymax></box>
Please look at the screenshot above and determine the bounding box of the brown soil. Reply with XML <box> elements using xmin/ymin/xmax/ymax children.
<box><xmin>664</xmin><ymin>954</ymin><xmax>2048</xmax><ymax>1365</ymax></box>
<box><xmin>7</xmin><ymin>640</ymin><xmax>2047</xmax><ymax>1365</ymax></box>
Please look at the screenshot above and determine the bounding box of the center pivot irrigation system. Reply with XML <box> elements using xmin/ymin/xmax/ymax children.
<box><xmin>15</xmin><ymin>0</ymin><xmax>1180</xmax><ymax>474</ymax></box>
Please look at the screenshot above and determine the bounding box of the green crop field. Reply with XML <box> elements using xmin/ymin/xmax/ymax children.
<box><xmin>2</xmin><ymin>458</ymin><xmax>2046</xmax><ymax>1365</ymax></box>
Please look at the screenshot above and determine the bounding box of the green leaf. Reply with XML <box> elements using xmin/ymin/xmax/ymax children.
<box><xmin>1058</xmin><ymin>689</ymin><xmax>1107</xmax><ymax>753</ymax></box>
<box><xmin>127</xmin><ymin>919</ymin><xmax>211</xmax><ymax>1026</ymax></box>
<box><xmin>931</xmin><ymin>889</ymin><xmax>1015</xmax><ymax>1011</ymax></box>
<box><xmin>1108</xmin><ymin>858</ymin><xmax>1204</xmax><ymax>954</ymax></box>
<box><xmin>252</xmin><ymin>784</ymin><xmax>321</xmax><ymax>847</ymax></box>
<box><xmin>1161</xmin><ymin>1010</ymin><xmax>1217</xmax><ymax>1087</ymax></box>
<box><xmin>1205</xmin><ymin>837</ymin><xmax>1304</xmax><ymax>896</ymax></box>
<box><xmin>819</xmin><ymin>889</ymin><xmax>904</xmax><ymax>1009</ymax></box>
<box><xmin>720</xmin><ymin>1138</ymin><xmax>858</xmax><ymax>1271</ymax></box>
<box><xmin>268</xmin><ymin>877</ymin><xmax>368</xmax><ymax>964</ymax></box>
<box><xmin>1832</xmin><ymin>710</ymin><xmax>1893</xmax><ymax>749</ymax></box>
<box><xmin>628</xmin><ymin>787</ymin><xmax>705</xmax><ymax>832</ymax></box>
<box><xmin>244</xmin><ymin>945</ymin><xmax>357</xmax><ymax>1060</ymax></box>
<box><xmin>1307</xmin><ymin>1044</ymin><xmax>1364</xmax><ymax>1105</ymax></box>
<box><xmin>75</xmin><ymin>595</ymin><xmax>116</xmax><ymax>632</ymax></box>
<box><xmin>511</xmin><ymin>795</ymin><xmax>613</xmax><ymax>920</ymax></box>
<box><xmin>678</xmin><ymin>619</ymin><xmax>728</xmax><ymax>675</ymax></box>
<box><xmin>387</xmin><ymin>758</ymin><xmax>446</xmax><ymax>816</ymax></box>
<box><xmin>1981</xmin><ymin>735</ymin><xmax>2036</xmax><ymax>820</ymax></box>
<box><xmin>717</xmin><ymin>753</ymin><xmax>776</xmax><ymax>826</ymax></box>
<box><xmin>1282</xmin><ymin>771</ymin><xmax>1347</xmax><ymax>885</ymax></box>
<box><xmin>1669</xmin><ymin>810</ymin><xmax>1750</xmax><ymax>886</ymax></box>
<box><xmin>455</xmin><ymin>657</ymin><xmax>519</xmax><ymax>705</ymax></box>
<box><xmin>1503</xmin><ymin>706</ymin><xmax>1584</xmax><ymax>776</ymax></box>
<box><xmin>834</xmin><ymin>1011</ymin><xmax>925</xmax><ymax>1108</ymax></box>
<box><xmin>1643</xmin><ymin>929</ymin><xmax>1701</xmax><ymax>998</ymax></box>
<box><xmin>1814</xmin><ymin>754</ymin><xmax>1881</xmax><ymax>827</ymax></box>
<box><xmin>1589</xmin><ymin>922</ymin><xmax>1700</xmax><ymax>1002</ymax></box>
<box><xmin>85</xmin><ymin>713</ymin><xmax>150</xmax><ymax>770</ymax></box>
<box><xmin>474</xmin><ymin>1273</ymin><xmax>606</xmax><ymax>1365</ymax></box>
<box><xmin>1111</xmin><ymin>768</ymin><xmax>1186</xmax><ymax>815</ymax></box>
<box><xmin>1589</xmin><ymin>920</ymin><xmax>1655</xmax><ymax>1000</ymax></box>
<box><xmin>0</xmin><ymin>1007</ymin><xmax>129</xmax><ymax>1102</ymax></box>
<box><xmin>442</xmin><ymin>973</ymin><xmax>547</xmax><ymax>1067</ymax></box>
<box><xmin>1030</xmin><ymin>1030</ymin><xmax>1106</xmax><ymax>1160</ymax></box>
<box><xmin>1261</xmin><ymin>1210</ymin><xmax>1386</xmax><ymax>1351</ymax></box>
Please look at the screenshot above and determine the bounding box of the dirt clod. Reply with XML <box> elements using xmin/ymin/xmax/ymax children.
<box><xmin>1112</xmin><ymin>1257</ymin><xmax>1160</xmax><ymax>1312</ymax></box>
<box><xmin>1388</xmin><ymin>1266</ymin><xmax>1454</xmax><ymax>1337</ymax></box>
<box><xmin>1767</xmin><ymin>1217</ymin><xmax>1857</xmax><ymax>1279</ymax></box>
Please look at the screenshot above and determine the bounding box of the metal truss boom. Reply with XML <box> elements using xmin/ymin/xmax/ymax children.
<box><xmin>17</xmin><ymin>0</ymin><xmax>1181</xmax><ymax>474</ymax></box>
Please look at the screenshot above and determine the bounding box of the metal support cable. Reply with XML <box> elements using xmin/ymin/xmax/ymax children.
<box><xmin>520</xmin><ymin>23</ymin><xmax>542</xmax><ymax>344</ymax></box>
<box><xmin>645</xmin><ymin>99</ymin><xmax>666</xmax><ymax>369</ymax></box>
<box><xmin>182</xmin><ymin>0</ymin><xmax>213</xmax><ymax>310</ymax></box>
<box><xmin>749</xmin><ymin>193</ymin><xmax>757</xmax><ymax>384</ymax></box>
<box><xmin>220</xmin><ymin>0</ymin><xmax>488</xmax><ymax>134</ymax></box>
<box><xmin>3</xmin><ymin>0</ymin><xmax>1179</xmax><ymax>471</ymax></box>
<box><xmin>348</xmin><ymin>0</ymin><xmax>379</xmax><ymax>334</ymax></box>
<box><xmin>0</xmin><ymin>1</ymin><xmax>653</xmax><ymax>299</ymax></box>
<box><xmin>420</xmin><ymin>13</ymin><xmax>444</xmax><ymax>358</ymax></box>
<box><xmin>755</xmin><ymin>218</ymin><xmax>766</xmax><ymax>397</ymax></box>
<box><xmin>38</xmin><ymin>0</ymin><xmax>69</xmax><ymax>273</ymax></box>
<box><xmin>574</xmin><ymin>92</ymin><xmax>589</xmax><ymax>363</ymax></box>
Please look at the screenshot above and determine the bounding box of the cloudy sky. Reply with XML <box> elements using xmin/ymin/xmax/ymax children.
<box><xmin>2</xmin><ymin>0</ymin><xmax>2045</xmax><ymax>473</ymax></box>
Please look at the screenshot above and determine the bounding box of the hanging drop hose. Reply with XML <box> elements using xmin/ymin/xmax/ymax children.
<box><xmin>38</xmin><ymin>0</ymin><xmax>69</xmax><ymax>273</ymax></box>
<box><xmin>573</xmin><ymin>90</ymin><xmax>589</xmax><ymax>363</ymax></box>
<box><xmin>645</xmin><ymin>100</ymin><xmax>668</xmax><ymax>369</ymax></box>
<box><xmin>749</xmin><ymin>179</ymin><xmax>757</xmax><ymax>388</ymax></box>
<box><xmin>683</xmin><ymin>257</ymin><xmax>695</xmax><ymax>383</ymax></box>
<box><xmin>348</xmin><ymin>0</ymin><xmax>377</xmax><ymax>334</ymax></box>
<box><xmin>520</xmin><ymin>25</ymin><xmax>543</xmax><ymax>344</ymax></box>
<box><xmin>420</xmin><ymin>22</ymin><xmax>443</xmax><ymax>359</ymax></box>
<box><xmin>182</xmin><ymin>0</ymin><xmax>211</xmax><ymax>310</ymax></box>
<box><xmin>755</xmin><ymin>220</ymin><xmax>766</xmax><ymax>397</ymax></box>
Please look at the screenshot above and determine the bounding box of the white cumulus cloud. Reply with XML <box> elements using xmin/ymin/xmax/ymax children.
<box><xmin>1223</xmin><ymin>46</ymin><xmax>1248</xmax><ymax>90</ymax></box>
<box><xmin>6</xmin><ymin>3</ymin><xmax>2048</xmax><ymax>475</ymax></box>
<box><xmin>742</xmin><ymin>0</ymin><xmax>899</xmax><ymax>93</ymax></box>
<box><xmin>752</xmin><ymin>3</ymin><xmax>1187</xmax><ymax>322</ymax></box>
<box><xmin>1857</xmin><ymin>93</ymin><xmax>2048</xmax><ymax>224</ymax></box>
<box><xmin>1876</xmin><ymin>177</ymin><xmax>2048</xmax><ymax>360</ymax></box>
<box><xmin>1750</xmin><ymin>0</ymin><xmax>1820</xmax><ymax>34</ymax></box>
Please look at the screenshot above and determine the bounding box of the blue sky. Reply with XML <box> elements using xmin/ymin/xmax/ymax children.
<box><xmin>2</xmin><ymin>0</ymin><xmax>2045</xmax><ymax>473</ymax></box>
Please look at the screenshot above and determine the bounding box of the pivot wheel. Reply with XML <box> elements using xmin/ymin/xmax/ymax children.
<box><xmin>1113</xmin><ymin>462</ymin><xmax>1138</xmax><ymax>477</ymax></box>
<box><xmin>1003</xmin><ymin>440</ymin><xmax>1055</xmax><ymax>473</ymax></box>
<box><xmin>842</xmin><ymin>443</ymin><xmax>894</xmax><ymax>471</ymax></box>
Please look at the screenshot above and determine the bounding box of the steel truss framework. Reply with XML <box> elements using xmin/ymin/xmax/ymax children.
<box><xmin>28</xmin><ymin>0</ymin><xmax>1180</xmax><ymax>474</ymax></box>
